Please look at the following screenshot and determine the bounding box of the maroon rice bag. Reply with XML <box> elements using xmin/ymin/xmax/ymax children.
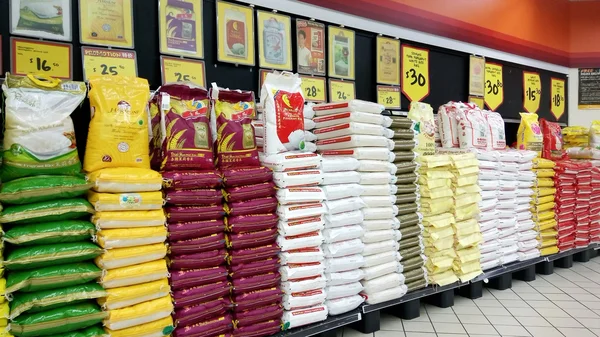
<box><xmin>228</xmin><ymin>244</ymin><xmax>279</xmax><ymax>266</ymax></box>
<box><xmin>149</xmin><ymin>95</ymin><xmax>162</xmax><ymax>170</ymax></box>
<box><xmin>166</xmin><ymin>205</ymin><xmax>225</xmax><ymax>222</ymax></box>
<box><xmin>226</xmin><ymin>214</ymin><xmax>278</xmax><ymax>233</ymax></box>
<box><xmin>170</xmin><ymin>232</ymin><xmax>226</xmax><ymax>255</ymax></box>
<box><xmin>233</xmin><ymin>320</ymin><xmax>281</xmax><ymax>337</ymax></box>
<box><xmin>224</xmin><ymin>182</ymin><xmax>275</xmax><ymax>203</ymax></box>
<box><xmin>228</xmin><ymin>228</ymin><xmax>278</xmax><ymax>250</ymax></box>
<box><xmin>173</xmin><ymin>280</ymin><xmax>231</xmax><ymax>309</ymax></box>
<box><xmin>170</xmin><ymin>266</ymin><xmax>229</xmax><ymax>290</ymax></box>
<box><xmin>234</xmin><ymin>303</ymin><xmax>283</xmax><ymax>327</ymax></box>
<box><xmin>165</xmin><ymin>189</ymin><xmax>223</xmax><ymax>206</ymax></box>
<box><xmin>175</xmin><ymin>297</ymin><xmax>231</xmax><ymax>328</ymax></box>
<box><xmin>157</xmin><ymin>84</ymin><xmax>214</xmax><ymax>170</ymax></box>
<box><xmin>222</xmin><ymin>167</ymin><xmax>273</xmax><ymax>187</ymax></box>
<box><xmin>233</xmin><ymin>287</ymin><xmax>282</xmax><ymax>312</ymax></box>
<box><xmin>168</xmin><ymin>219</ymin><xmax>226</xmax><ymax>241</ymax></box>
<box><xmin>226</xmin><ymin>197</ymin><xmax>277</xmax><ymax>217</ymax></box>
<box><xmin>173</xmin><ymin>313</ymin><xmax>233</xmax><ymax>337</ymax></box>
<box><xmin>229</xmin><ymin>258</ymin><xmax>280</xmax><ymax>279</ymax></box>
<box><xmin>162</xmin><ymin>170</ymin><xmax>222</xmax><ymax>190</ymax></box>
<box><xmin>232</xmin><ymin>272</ymin><xmax>280</xmax><ymax>295</ymax></box>
<box><xmin>211</xmin><ymin>87</ymin><xmax>260</xmax><ymax>169</ymax></box>
<box><xmin>170</xmin><ymin>249</ymin><xmax>227</xmax><ymax>269</ymax></box>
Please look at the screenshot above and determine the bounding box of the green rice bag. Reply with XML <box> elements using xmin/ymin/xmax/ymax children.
<box><xmin>392</xmin><ymin>129</ymin><xmax>416</xmax><ymax>140</ymax></box>
<box><xmin>0</xmin><ymin>176</ymin><xmax>92</xmax><ymax>205</ymax></box>
<box><xmin>395</xmin><ymin>173</ymin><xmax>417</xmax><ymax>184</ymax></box>
<box><xmin>54</xmin><ymin>326</ymin><xmax>108</xmax><ymax>337</ymax></box>
<box><xmin>397</xmin><ymin>203</ymin><xmax>418</xmax><ymax>215</ymax></box>
<box><xmin>389</xmin><ymin>117</ymin><xmax>414</xmax><ymax>129</ymax></box>
<box><xmin>6</xmin><ymin>263</ymin><xmax>102</xmax><ymax>293</ymax></box>
<box><xmin>395</xmin><ymin>192</ymin><xmax>418</xmax><ymax>204</ymax></box>
<box><xmin>10</xmin><ymin>302</ymin><xmax>107</xmax><ymax>337</ymax></box>
<box><xmin>395</xmin><ymin>184</ymin><xmax>417</xmax><ymax>195</ymax></box>
<box><xmin>395</xmin><ymin>162</ymin><xmax>417</xmax><ymax>174</ymax></box>
<box><xmin>406</xmin><ymin>278</ymin><xmax>427</xmax><ymax>292</ymax></box>
<box><xmin>0</xmin><ymin>199</ymin><xmax>94</xmax><ymax>224</ymax></box>
<box><xmin>392</xmin><ymin>141</ymin><xmax>416</xmax><ymax>151</ymax></box>
<box><xmin>393</xmin><ymin>151</ymin><xmax>416</xmax><ymax>162</ymax></box>
<box><xmin>4</xmin><ymin>220</ymin><xmax>96</xmax><ymax>246</ymax></box>
<box><xmin>5</xmin><ymin>243</ymin><xmax>102</xmax><ymax>271</ymax></box>
<box><xmin>10</xmin><ymin>283</ymin><xmax>107</xmax><ymax>318</ymax></box>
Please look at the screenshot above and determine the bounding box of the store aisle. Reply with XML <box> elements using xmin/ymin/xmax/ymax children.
<box><xmin>340</xmin><ymin>256</ymin><xmax>600</xmax><ymax>337</ymax></box>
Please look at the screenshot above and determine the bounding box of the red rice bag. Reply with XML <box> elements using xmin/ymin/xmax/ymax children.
<box><xmin>165</xmin><ymin>189</ymin><xmax>223</xmax><ymax>206</ymax></box>
<box><xmin>162</xmin><ymin>171</ymin><xmax>222</xmax><ymax>189</ymax></box>
<box><xmin>232</xmin><ymin>272</ymin><xmax>280</xmax><ymax>295</ymax></box>
<box><xmin>157</xmin><ymin>84</ymin><xmax>214</xmax><ymax>170</ymax></box>
<box><xmin>228</xmin><ymin>244</ymin><xmax>280</xmax><ymax>265</ymax></box>
<box><xmin>170</xmin><ymin>233</ymin><xmax>226</xmax><ymax>255</ymax></box>
<box><xmin>173</xmin><ymin>281</ymin><xmax>231</xmax><ymax>309</ymax></box>
<box><xmin>149</xmin><ymin>94</ymin><xmax>163</xmax><ymax>170</ymax></box>
<box><xmin>168</xmin><ymin>220</ymin><xmax>226</xmax><ymax>241</ymax></box>
<box><xmin>233</xmin><ymin>320</ymin><xmax>281</xmax><ymax>337</ymax></box>
<box><xmin>170</xmin><ymin>249</ymin><xmax>227</xmax><ymax>269</ymax></box>
<box><xmin>540</xmin><ymin>118</ymin><xmax>566</xmax><ymax>161</ymax></box>
<box><xmin>224</xmin><ymin>182</ymin><xmax>275</xmax><ymax>203</ymax></box>
<box><xmin>230</xmin><ymin>258</ymin><xmax>280</xmax><ymax>279</ymax></box>
<box><xmin>234</xmin><ymin>303</ymin><xmax>283</xmax><ymax>327</ymax></box>
<box><xmin>226</xmin><ymin>214</ymin><xmax>278</xmax><ymax>233</ymax></box>
<box><xmin>166</xmin><ymin>205</ymin><xmax>225</xmax><ymax>222</ymax></box>
<box><xmin>173</xmin><ymin>314</ymin><xmax>233</xmax><ymax>337</ymax></box>
<box><xmin>170</xmin><ymin>266</ymin><xmax>229</xmax><ymax>290</ymax></box>
<box><xmin>228</xmin><ymin>228</ymin><xmax>278</xmax><ymax>250</ymax></box>
<box><xmin>175</xmin><ymin>297</ymin><xmax>231</xmax><ymax>328</ymax></box>
<box><xmin>233</xmin><ymin>287</ymin><xmax>283</xmax><ymax>312</ymax></box>
<box><xmin>222</xmin><ymin>167</ymin><xmax>273</xmax><ymax>187</ymax></box>
<box><xmin>226</xmin><ymin>197</ymin><xmax>278</xmax><ymax>217</ymax></box>
<box><xmin>210</xmin><ymin>86</ymin><xmax>259</xmax><ymax>169</ymax></box>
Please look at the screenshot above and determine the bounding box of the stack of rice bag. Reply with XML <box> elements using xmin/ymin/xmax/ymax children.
<box><xmin>261</xmin><ymin>73</ymin><xmax>328</xmax><ymax>330</ymax></box>
<box><xmin>390</xmin><ymin>116</ymin><xmax>427</xmax><ymax>292</ymax></box>
<box><xmin>0</xmin><ymin>74</ymin><xmax>107</xmax><ymax>336</ymax></box>
<box><xmin>84</xmin><ymin>76</ymin><xmax>173</xmax><ymax>337</ymax></box>
<box><xmin>590</xmin><ymin>167</ymin><xmax>600</xmax><ymax>244</ymax></box>
<box><xmin>513</xmin><ymin>153</ymin><xmax>539</xmax><ymax>262</ymax></box>
<box><xmin>531</xmin><ymin>158</ymin><xmax>559</xmax><ymax>256</ymax></box>
<box><xmin>562</xmin><ymin>126</ymin><xmax>589</xmax><ymax>149</ymax></box>
<box><xmin>574</xmin><ymin>163</ymin><xmax>592</xmax><ymax>249</ymax></box>
<box><xmin>213</xmin><ymin>83</ymin><xmax>280</xmax><ymax>337</ymax></box>
<box><xmin>449</xmin><ymin>153</ymin><xmax>483</xmax><ymax>282</ymax></box>
<box><xmin>475</xmin><ymin>150</ymin><xmax>502</xmax><ymax>270</ymax></box>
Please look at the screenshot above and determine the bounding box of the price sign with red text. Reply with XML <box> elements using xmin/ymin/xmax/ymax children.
<box><xmin>523</xmin><ymin>71</ymin><xmax>541</xmax><ymax>113</ymax></box>
<box><xmin>551</xmin><ymin>77</ymin><xmax>566</xmax><ymax>120</ymax></box>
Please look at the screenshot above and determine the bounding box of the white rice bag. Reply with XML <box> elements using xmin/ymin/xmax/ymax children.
<box><xmin>322</xmin><ymin>238</ymin><xmax>365</xmax><ymax>258</ymax></box>
<box><xmin>304</xmin><ymin>103</ymin><xmax>316</xmax><ymax>119</ymax></box>
<box><xmin>325</xmin><ymin>295</ymin><xmax>364</xmax><ymax>315</ymax></box>
<box><xmin>361</xmin><ymin>184</ymin><xmax>398</xmax><ymax>196</ymax></box>
<box><xmin>518</xmin><ymin>239</ymin><xmax>539</xmax><ymax>251</ymax></box>
<box><xmin>358</xmin><ymin>160</ymin><xmax>397</xmax><ymax>174</ymax></box>
<box><xmin>324</xmin><ymin>210</ymin><xmax>364</xmax><ymax>228</ymax></box>
<box><xmin>322</xmin><ymin>171</ymin><xmax>361</xmax><ymax>185</ymax></box>
<box><xmin>325</xmin><ymin>269</ymin><xmax>365</xmax><ymax>286</ymax></box>
<box><xmin>304</xmin><ymin>118</ymin><xmax>316</xmax><ymax>130</ymax></box>
<box><xmin>438</xmin><ymin>103</ymin><xmax>459</xmax><ymax>148</ymax></box>
<box><xmin>277</xmin><ymin>203</ymin><xmax>327</xmax><ymax>221</ymax></box>
<box><xmin>278</xmin><ymin>216</ymin><xmax>325</xmax><ymax>237</ymax></box>
<box><xmin>273</xmin><ymin>170</ymin><xmax>323</xmax><ymax>188</ymax></box>
<box><xmin>322</xmin><ymin>147</ymin><xmax>395</xmax><ymax>161</ymax></box>
<box><xmin>363</xmin><ymin>218</ymin><xmax>400</xmax><ymax>231</ymax></box>
<box><xmin>282</xmin><ymin>305</ymin><xmax>328</xmax><ymax>329</ymax></box>
<box><xmin>320</xmin><ymin>157</ymin><xmax>360</xmax><ymax>172</ymax></box>
<box><xmin>517</xmin><ymin>230</ymin><xmax>538</xmax><ymax>242</ymax></box>
<box><xmin>362</xmin><ymin>251</ymin><xmax>401</xmax><ymax>268</ymax></box>
<box><xmin>361</xmin><ymin>261</ymin><xmax>403</xmax><ymax>281</ymax></box>
<box><xmin>479</xmin><ymin>240</ymin><xmax>500</xmax><ymax>254</ymax></box>
<box><xmin>361</xmin><ymin>272</ymin><xmax>405</xmax><ymax>294</ymax></box>
<box><xmin>261</xmin><ymin>152</ymin><xmax>321</xmax><ymax>172</ymax></box>
<box><xmin>361</xmin><ymin>196</ymin><xmax>397</xmax><ymax>208</ymax></box>
<box><xmin>281</xmin><ymin>274</ymin><xmax>327</xmax><ymax>294</ymax></box>
<box><xmin>479</xmin><ymin>179</ymin><xmax>499</xmax><ymax>190</ymax></box>
<box><xmin>316</xmin><ymin>135</ymin><xmax>393</xmax><ymax>151</ymax></box>
<box><xmin>283</xmin><ymin>289</ymin><xmax>327</xmax><ymax>310</ymax></box>
<box><xmin>325</xmin><ymin>197</ymin><xmax>366</xmax><ymax>215</ymax></box>
<box><xmin>362</xmin><ymin>285</ymin><xmax>407</xmax><ymax>305</ymax></box>
<box><xmin>362</xmin><ymin>239</ymin><xmax>399</xmax><ymax>256</ymax></box>
<box><xmin>360</xmin><ymin>172</ymin><xmax>396</xmax><ymax>185</ymax></box>
<box><xmin>322</xmin><ymin>225</ymin><xmax>364</xmax><ymax>243</ymax></box>
<box><xmin>277</xmin><ymin>187</ymin><xmax>325</xmax><ymax>205</ymax></box>
<box><xmin>280</xmin><ymin>247</ymin><xmax>324</xmax><ymax>264</ymax></box>
<box><xmin>501</xmin><ymin>252</ymin><xmax>519</xmax><ymax>265</ymax></box>
<box><xmin>314</xmin><ymin>111</ymin><xmax>393</xmax><ymax>128</ymax></box>
<box><xmin>313</xmin><ymin>122</ymin><xmax>393</xmax><ymax>140</ymax></box>
<box><xmin>483</xmin><ymin>111</ymin><xmax>506</xmax><ymax>150</ymax></box>
<box><xmin>362</xmin><ymin>229</ymin><xmax>401</xmax><ymax>243</ymax></box>
<box><xmin>325</xmin><ymin>282</ymin><xmax>363</xmax><ymax>300</ymax></box>
<box><xmin>362</xmin><ymin>206</ymin><xmax>399</xmax><ymax>220</ymax></box>
<box><xmin>277</xmin><ymin>231</ymin><xmax>324</xmax><ymax>251</ymax></box>
<box><xmin>457</xmin><ymin>108</ymin><xmax>488</xmax><ymax>149</ymax></box>
<box><xmin>324</xmin><ymin>254</ymin><xmax>365</xmax><ymax>272</ymax></box>
<box><xmin>518</xmin><ymin>249</ymin><xmax>540</xmax><ymax>261</ymax></box>
<box><xmin>313</xmin><ymin>100</ymin><xmax>384</xmax><ymax>115</ymax></box>
<box><xmin>280</xmin><ymin>261</ymin><xmax>325</xmax><ymax>281</ymax></box>
<box><xmin>322</xmin><ymin>184</ymin><xmax>364</xmax><ymax>200</ymax></box>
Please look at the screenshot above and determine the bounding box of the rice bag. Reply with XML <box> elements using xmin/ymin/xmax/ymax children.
<box><xmin>4</xmin><ymin>220</ymin><xmax>95</xmax><ymax>246</ymax></box>
<box><xmin>0</xmin><ymin>176</ymin><xmax>92</xmax><ymax>205</ymax></box>
<box><xmin>162</xmin><ymin>170</ymin><xmax>221</xmax><ymax>189</ymax></box>
<box><xmin>0</xmin><ymin>199</ymin><xmax>94</xmax><ymax>225</ymax></box>
<box><xmin>92</xmin><ymin>209</ymin><xmax>166</xmax><ymax>229</ymax></box>
<box><xmin>5</xmin><ymin>242</ymin><xmax>102</xmax><ymax>271</ymax></box>
<box><xmin>100</xmin><ymin>260</ymin><xmax>169</xmax><ymax>289</ymax></box>
<box><xmin>98</xmin><ymin>279</ymin><xmax>170</xmax><ymax>310</ymax></box>
<box><xmin>7</xmin><ymin>263</ymin><xmax>102</xmax><ymax>294</ymax></box>
<box><xmin>517</xmin><ymin>112</ymin><xmax>543</xmax><ymax>155</ymax></box>
<box><xmin>88</xmin><ymin>168</ymin><xmax>162</xmax><ymax>193</ymax></box>
<box><xmin>103</xmin><ymin>295</ymin><xmax>173</xmax><ymax>331</ymax></box>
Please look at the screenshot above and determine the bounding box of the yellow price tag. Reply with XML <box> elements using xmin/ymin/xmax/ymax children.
<box><xmin>161</xmin><ymin>56</ymin><xmax>206</xmax><ymax>87</ymax></box>
<box><xmin>329</xmin><ymin>80</ymin><xmax>355</xmax><ymax>102</ymax></box>
<box><xmin>484</xmin><ymin>62</ymin><xmax>503</xmax><ymax>111</ymax></box>
<box><xmin>82</xmin><ymin>46</ymin><xmax>137</xmax><ymax>81</ymax></box>
<box><xmin>401</xmin><ymin>45</ymin><xmax>429</xmax><ymax>102</ymax></box>
<box><xmin>11</xmin><ymin>37</ymin><xmax>72</xmax><ymax>79</ymax></box>
<box><xmin>377</xmin><ymin>85</ymin><xmax>401</xmax><ymax>109</ymax></box>
<box><xmin>300</xmin><ymin>76</ymin><xmax>326</xmax><ymax>103</ymax></box>
<box><xmin>523</xmin><ymin>71</ymin><xmax>541</xmax><ymax>113</ymax></box>
<box><xmin>468</xmin><ymin>96</ymin><xmax>485</xmax><ymax>110</ymax></box>
<box><xmin>551</xmin><ymin>77</ymin><xmax>566</xmax><ymax>120</ymax></box>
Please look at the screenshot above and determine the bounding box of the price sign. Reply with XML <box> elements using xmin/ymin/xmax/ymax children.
<box><xmin>377</xmin><ymin>85</ymin><xmax>401</xmax><ymax>109</ymax></box>
<box><xmin>300</xmin><ymin>76</ymin><xmax>326</xmax><ymax>103</ymax></box>
<box><xmin>484</xmin><ymin>62</ymin><xmax>503</xmax><ymax>111</ymax></box>
<box><xmin>523</xmin><ymin>71</ymin><xmax>541</xmax><ymax>113</ymax></box>
<box><xmin>161</xmin><ymin>56</ymin><xmax>206</xmax><ymax>87</ymax></box>
<box><xmin>468</xmin><ymin>96</ymin><xmax>485</xmax><ymax>110</ymax></box>
<box><xmin>329</xmin><ymin>79</ymin><xmax>355</xmax><ymax>102</ymax></box>
<box><xmin>401</xmin><ymin>45</ymin><xmax>430</xmax><ymax>102</ymax></box>
<box><xmin>551</xmin><ymin>77</ymin><xmax>566</xmax><ymax>120</ymax></box>
<box><xmin>258</xmin><ymin>69</ymin><xmax>275</xmax><ymax>89</ymax></box>
<box><xmin>11</xmin><ymin>37</ymin><xmax>72</xmax><ymax>79</ymax></box>
<box><xmin>82</xmin><ymin>46</ymin><xmax>137</xmax><ymax>81</ymax></box>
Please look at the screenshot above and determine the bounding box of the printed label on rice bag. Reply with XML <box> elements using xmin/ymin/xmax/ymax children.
<box><xmin>313</xmin><ymin>123</ymin><xmax>350</xmax><ymax>134</ymax></box>
<box><xmin>285</xmin><ymin>153</ymin><xmax>318</xmax><ymax>159</ymax></box>
<box><xmin>286</xmin><ymin>170</ymin><xmax>321</xmax><ymax>176</ymax></box>
<box><xmin>313</xmin><ymin>112</ymin><xmax>351</xmax><ymax>123</ymax></box>
<box><xmin>316</xmin><ymin>136</ymin><xmax>351</xmax><ymax>145</ymax></box>
<box><xmin>292</xmin><ymin>306</ymin><xmax>325</xmax><ymax>316</ymax></box>
<box><xmin>119</xmin><ymin>193</ymin><xmax>142</xmax><ymax>207</ymax></box>
<box><xmin>320</xmin><ymin>150</ymin><xmax>354</xmax><ymax>156</ymax></box>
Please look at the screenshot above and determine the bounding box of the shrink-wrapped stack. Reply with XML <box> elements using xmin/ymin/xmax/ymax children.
<box><xmin>531</xmin><ymin>158</ymin><xmax>559</xmax><ymax>256</ymax></box>
<box><xmin>475</xmin><ymin>150</ymin><xmax>502</xmax><ymax>270</ymax></box>
<box><xmin>513</xmin><ymin>153</ymin><xmax>539</xmax><ymax>261</ymax></box>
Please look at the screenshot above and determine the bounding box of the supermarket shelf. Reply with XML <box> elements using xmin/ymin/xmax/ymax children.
<box><xmin>273</xmin><ymin>309</ymin><xmax>361</xmax><ymax>337</ymax></box>
<box><xmin>472</xmin><ymin>257</ymin><xmax>545</xmax><ymax>282</ymax></box>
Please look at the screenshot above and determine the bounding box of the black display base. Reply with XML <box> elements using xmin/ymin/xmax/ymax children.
<box><xmin>387</xmin><ymin>299</ymin><xmax>421</xmax><ymax>320</ymax></box>
<box><xmin>574</xmin><ymin>249</ymin><xmax>593</xmax><ymax>263</ymax></box>
<box><xmin>459</xmin><ymin>281</ymin><xmax>483</xmax><ymax>299</ymax></box>
<box><xmin>514</xmin><ymin>265</ymin><xmax>536</xmax><ymax>282</ymax></box>
<box><xmin>536</xmin><ymin>260</ymin><xmax>554</xmax><ymax>275</ymax></box>
<box><xmin>426</xmin><ymin>288</ymin><xmax>454</xmax><ymax>308</ymax></box>
<box><xmin>317</xmin><ymin>330</ymin><xmax>338</xmax><ymax>337</ymax></box>
<box><xmin>592</xmin><ymin>249</ymin><xmax>599</xmax><ymax>258</ymax></box>
<box><xmin>487</xmin><ymin>273</ymin><xmax>512</xmax><ymax>290</ymax></box>
<box><xmin>351</xmin><ymin>310</ymin><xmax>379</xmax><ymax>334</ymax></box>
<box><xmin>555</xmin><ymin>255</ymin><xmax>573</xmax><ymax>268</ymax></box>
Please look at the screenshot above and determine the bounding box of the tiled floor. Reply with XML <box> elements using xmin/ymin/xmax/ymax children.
<box><xmin>339</xmin><ymin>257</ymin><xmax>600</xmax><ymax>337</ymax></box>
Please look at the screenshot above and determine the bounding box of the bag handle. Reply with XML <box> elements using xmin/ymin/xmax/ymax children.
<box><xmin>27</xmin><ymin>74</ymin><xmax>61</xmax><ymax>88</ymax></box>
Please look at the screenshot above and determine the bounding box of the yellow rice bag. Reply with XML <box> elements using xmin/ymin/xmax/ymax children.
<box><xmin>455</xmin><ymin>184</ymin><xmax>481</xmax><ymax>195</ymax></box>
<box><xmin>517</xmin><ymin>112</ymin><xmax>543</xmax><ymax>155</ymax></box>
<box><xmin>424</xmin><ymin>226</ymin><xmax>454</xmax><ymax>241</ymax></box>
<box><xmin>420</xmin><ymin>198</ymin><xmax>453</xmax><ymax>215</ymax></box>
<box><xmin>424</xmin><ymin>247</ymin><xmax>456</xmax><ymax>259</ymax></box>
<box><xmin>101</xmin><ymin>260</ymin><xmax>169</xmax><ymax>289</ymax></box>
<box><xmin>97</xmin><ymin>226</ymin><xmax>168</xmax><ymax>249</ymax></box>
<box><xmin>419</xmin><ymin>186</ymin><xmax>452</xmax><ymax>199</ymax></box>
<box><xmin>106</xmin><ymin>316</ymin><xmax>174</xmax><ymax>337</ymax></box>
<box><xmin>417</xmin><ymin>155</ymin><xmax>451</xmax><ymax>168</ymax></box>
<box><xmin>424</xmin><ymin>236</ymin><xmax>454</xmax><ymax>251</ymax></box>
<box><xmin>452</xmin><ymin>174</ymin><xmax>479</xmax><ymax>187</ymax></box>
<box><xmin>540</xmin><ymin>246</ymin><xmax>559</xmax><ymax>256</ymax></box>
<box><xmin>422</xmin><ymin>213</ymin><xmax>455</xmax><ymax>229</ymax></box>
<box><xmin>532</xmin><ymin>187</ymin><xmax>556</xmax><ymax>197</ymax></box>
<box><xmin>534</xmin><ymin>178</ymin><xmax>555</xmax><ymax>188</ymax></box>
<box><xmin>0</xmin><ymin>302</ymin><xmax>7</xmax><ymax>326</ymax></box>
<box><xmin>95</xmin><ymin>243</ymin><xmax>167</xmax><ymax>270</ymax></box>
<box><xmin>409</xmin><ymin>102</ymin><xmax>436</xmax><ymax>156</ymax></box>
<box><xmin>455</xmin><ymin>193</ymin><xmax>482</xmax><ymax>208</ymax></box>
<box><xmin>88</xmin><ymin>168</ymin><xmax>162</xmax><ymax>193</ymax></box>
<box><xmin>86</xmin><ymin>0</ymin><xmax>127</xmax><ymax>42</ymax></box>
<box><xmin>533</xmin><ymin>169</ymin><xmax>555</xmax><ymax>178</ymax></box>
<box><xmin>453</xmin><ymin>259</ymin><xmax>481</xmax><ymax>275</ymax></box>
<box><xmin>532</xmin><ymin>158</ymin><xmax>555</xmax><ymax>169</ymax></box>
<box><xmin>531</xmin><ymin>194</ymin><xmax>554</xmax><ymax>205</ymax></box>
<box><xmin>84</xmin><ymin>76</ymin><xmax>150</xmax><ymax>172</ymax></box>
<box><xmin>426</xmin><ymin>255</ymin><xmax>454</xmax><ymax>273</ymax></box>
<box><xmin>418</xmin><ymin>169</ymin><xmax>454</xmax><ymax>179</ymax></box>
<box><xmin>531</xmin><ymin>202</ymin><xmax>555</xmax><ymax>213</ymax></box>
<box><xmin>454</xmin><ymin>203</ymin><xmax>479</xmax><ymax>221</ymax></box>
<box><xmin>418</xmin><ymin>176</ymin><xmax>450</xmax><ymax>189</ymax></box>
<box><xmin>456</xmin><ymin>269</ymin><xmax>482</xmax><ymax>283</ymax></box>
<box><xmin>456</xmin><ymin>232</ymin><xmax>482</xmax><ymax>249</ymax></box>
<box><xmin>533</xmin><ymin>211</ymin><xmax>555</xmax><ymax>223</ymax></box>
<box><xmin>98</xmin><ymin>279</ymin><xmax>170</xmax><ymax>310</ymax></box>
<box><xmin>455</xmin><ymin>246</ymin><xmax>481</xmax><ymax>264</ymax></box>
<box><xmin>453</xmin><ymin>219</ymin><xmax>479</xmax><ymax>236</ymax></box>
<box><xmin>92</xmin><ymin>210</ymin><xmax>166</xmax><ymax>229</ymax></box>
<box><xmin>103</xmin><ymin>295</ymin><xmax>173</xmax><ymax>331</ymax></box>
<box><xmin>456</xmin><ymin>166</ymin><xmax>479</xmax><ymax>176</ymax></box>
<box><xmin>88</xmin><ymin>191</ymin><xmax>163</xmax><ymax>212</ymax></box>
<box><xmin>450</xmin><ymin>153</ymin><xmax>478</xmax><ymax>168</ymax></box>
<box><xmin>429</xmin><ymin>269</ymin><xmax>458</xmax><ymax>286</ymax></box>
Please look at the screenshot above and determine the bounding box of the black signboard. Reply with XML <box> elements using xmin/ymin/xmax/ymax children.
<box><xmin>578</xmin><ymin>68</ymin><xmax>600</xmax><ymax>109</ymax></box>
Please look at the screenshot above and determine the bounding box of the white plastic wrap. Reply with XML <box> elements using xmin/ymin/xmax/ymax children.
<box><xmin>324</xmin><ymin>210</ymin><xmax>364</xmax><ymax>228</ymax></box>
<box><xmin>361</xmin><ymin>272</ymin><xmax>405</xmax><ymax>294</ymax></box>
<box><xmin>362</xmin><ymin>206</ymin><xmax>399</xmax><ymax>220</ymax></box>
<box><xmin>322</xmin><ymin>239</ymin><xmax>365</xmax><ymax>258</ymax></box>
<box><xmin>358</xmin><ymin>160</ymin><xmax>397</xmax><ymax>174</ymax></box>
<box><xmin>361</xmin><ymin>196</ymin><xmax>397</xmax><ymax>208</ymax></box>
<box><xmin>325</xmin><ymin>197</ymin><xmax>366</xmax><ymax>215</ymax></box>
<box><xmin>362</xmin><ymin>239</ymin><xmax>399</xmax><ymax>256</ymax></box>
<box><xmin>321</xmin><ymin>184</ymin><xmax>364</xmax><ymax>201</ymax></box>
<box><xmin>361</xmin><ymin>184</ymin><xmax>398</xmax><ymax>196</ymax></box>
<box><xmin>359</xmin><ymin>172</ymin><xmax>397</xmax><ymax>185</ymax></box>
<box><xmin>325</xmin><ymin>295</ymin><xmax>364</xmax><ymax>315</ymax></box>
<box><xmin>322</xmin><ymin>171</ymin><xmax>361</xmax><ymax>185</ymax></box>
<box><xmin>362</xmin><ymin>218</ymin><xmax>401</xmax><ymax>231</ymax></box>
<box><xmin>324</xmin><ymin>254</ymin><xmax>365</xmax><ymax>273</ymax></box>
<box><xmin>325</xmin><ymin>282</ymin><xmax>363</xmax><ymax>300</ymax></box>
<box><xmin>361</xmin><ymin>261</ymin><xmax>403</xmax><ymax>280</ymax></box>
<box><xmin>362</xmin><ymin>285</ymin><xmax>407</xmax><ymax>304</ymax></box>
<box><xmin>362</xmin><ymin>251</ymin><xmax>401</xmax><ymax>268</ymax></box>
<box><xmin>362</xmin><ymin>229</ymin><xmax>402</xmax><ymax>243</ymax></box>
<box><xmin>322</xmin><ymin>225</ymin><xmax>365</xmax><ymax>243</ymax></box>
<box><xmin>325</xmin><ymin>269</ymin><xmax>365</xmax><ymax>286</ymax></box>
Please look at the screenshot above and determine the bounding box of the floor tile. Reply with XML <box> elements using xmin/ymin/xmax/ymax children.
<box><xmin>508</xmin><ymin>307</ymin><xmax>541</xmax><ymax>317</ymax></box>
<box><xmin>463</xmin><ymin>324</ymin><xmax>499</xmax><ymax>335</ymax></box>
<box><xmin>553</xmin><ymin>300</ymin><xmax>587</xmax><ymax>309</ymax></box>
<box><xmin>518</xmin><ymin>293</ymin><xmax>547</xmax><ymax>301</ymax></box>
<box><xmin>577</xmin><ymin>318</ymin><xmax>600</xmax><ymax>329</ymax></box>
<box><xmin>571</xmin><ymin>293</ymin><xmax>600</xmax><ymax>301</ymax></box>
<box><xmin>561</xmin><ymin>287</ymin><xmax>589</xmax><ymax>294</ymax></box>
<box><xmin>432</xmin><ymin>322</ymin><xmax>466</xmax><ymax>334</ymax></box>
<box><xmin>564</xmin><ymin>308</ymin><xmax>599</xmax><ymax>318</ymax></box>
<box><xmin>479</xmin><ymin>306</ymin><xmax>512</xmax><ymax>316</ymax></box>
<box><xmin>582</xmin><ymin>301</ymin><xmax>600</xmax><ymax>310</ymax></box>
<box><xmin>550</xmin><ymin>317</ymin><xmax>584</xmax><ymax>328</ymax></box>
<box><xmin>452</xmin><ymin>305</ymin><xmax>482</xmax><ymax>315</ymax></box>
<box><xmin>533</xmin><ymin>286</ymin><xmax>564</xmax><ymax>294</ymax></box>
<box><xmin>475</xmin><ymin>299</ymin><xmax>503</xmax><ymax>307</ymax></box>
<box><xmin>492</xmin><ymin>291</ymin><xmax>521</xmax><ymax>300</ymax></box>
<box><xmin>486</xmin><ymin>315</ymin><xmax>520</xmax><ymax>326</ymax></box>
<box><xmin>454</xmin><ymin>297</ymin><xmax>477</xmax><ymax>307</ymax></box>
<box><xmin>424</xmin><ymin>305</ymin><xmax>454</xmax><ymax>315</ymax></box>
<box><xmin>515</xmin><ymin>316</ymin><xmax>551</xmax><ymax>327</ymax></box>
<box><xmin>500</xmin><ymin>299</ymin><xmax>531</xmax><ymax>308</ymax></box>
<box><xmin>544</xmin><ymin>293</ymin><xmax>575</xmax><ymax>301</ymax></box>
<box><xmin>457</xmin><ymin>314</ymin><xmax>489</xmax><ymax>325</ymax></box>
<box><xmin>493</xmin><ymin>325</ymin><xmax>531</xmax><ymax>336</ymax></box>
<box><xmin>380</xmin><ymin>313</ymin><xmax>404</xmax><ymax>331</ymax></box>
<box><xmin>437</xmin><ymin>334</ymin><xmax>468</xmax><ymax>337</ymax></box>
<box><xmin>534</xmin><ymin>307</ymin><xmax>570</xmax><ymax>317</ymax></box>
<box><xmin>375</xmin><ymin>331</ymin><xmax>403</xmax><ymax>337</ymax></box>
<box><xmin>524</xmin><ymin>326</ymin><xmax>564</xmax><ymax>337</ymax></box>
<box><xmin>428</xmin><ymin>313</ymin><xmax>459</xmax><ymax>323</ymax></box>
<box><xmin>558</xmin><ymin>327</ymin><xmax>597</xmax><ymax>337</ymax></box>
<box><xmin>402</xmin><ymin>321</ymin><xmax>434</xmax><ymax>333</ymax></box>
<box><xmin>589</xmin><ymin>328</ymin><xmax>600</xmax><ymax>336</ymax></box>
<box><xmin>404</xmin><ymin>333</ymin><xmax>435</xmax><ymax>337</ymax></box>
<box><xmin>344</xmin><ymin>328</ymin><xmax>374</xmax><ymax>337</ymax></box>
<box><xmin>526</xmin><ymin>300</ymin><xmax>558</xmax><ymax>309</ymax></box>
